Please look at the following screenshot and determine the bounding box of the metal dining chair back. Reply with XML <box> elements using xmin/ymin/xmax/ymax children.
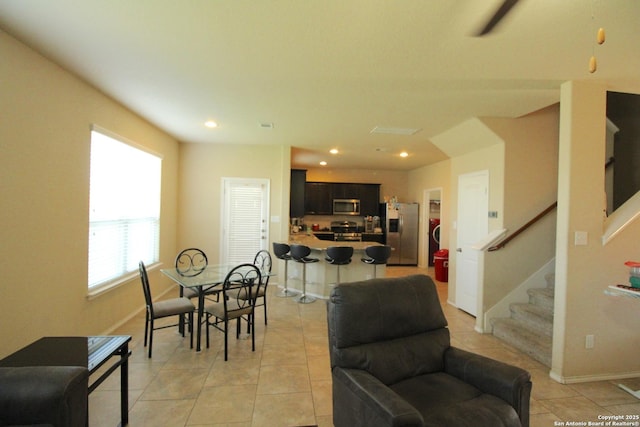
<box><xmin>253</xmin><ymin>250</ymin><xmax>272</xmax><ymax>300</ymax></box>
<box><xmin>174</xmin><ymin>248</ymin><xmax>220</xmax><ymax>304</ymax></box>
<box><xmin>175</xmin><ymin>248</ymin><xmax>208</xmax><ymax>277</ymax></box>
<box><xmin>237</xmin><ymin>250</ymin><xmax>272</xmax><ymax>331</ymax></box>
<box><xmin>139</xmin><ymin>261</ymin><xmax>194</xmax><ymax>358</ymax></box>
<box><xmin>204</xmin><ymin>263</ymin><xmax>262</xmax><ymax>361</ymax></box>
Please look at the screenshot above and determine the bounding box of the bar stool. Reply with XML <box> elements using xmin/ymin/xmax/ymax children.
<box><xmin>273</xmin><ymin>242</ymin><xmax>297</xmax><ymax>297</ymax></box>
<box><xmin>289</xmin><ymin>244</ymin><xmax>319</xmax><ymax>304</ymax></box>
<box><xmin>361</xmin><ymin>245</ymin><xmax>392</xmax><ymax>278</ymax></box>
<box><xmin>325</xmin><ymin>246</ymin><xmax>354</xmax><ymax>286</ymax></box>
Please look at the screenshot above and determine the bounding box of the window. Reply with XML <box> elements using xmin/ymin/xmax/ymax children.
<box><xmin>88</xmin><ymin>127</ymin><xmax>162</xmax><ymax>292</ymax></box>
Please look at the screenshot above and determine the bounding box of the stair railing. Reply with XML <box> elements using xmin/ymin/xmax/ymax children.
<box><xmin>488</xmin><ymin>202</ymin><xmax>557</xmax><ymax>252</ymax></box>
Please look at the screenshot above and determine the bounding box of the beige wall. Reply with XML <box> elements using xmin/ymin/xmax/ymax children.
<box><xmin>484</xmin><ymin>105</ymin><xmax>560</xmax><ymax>228</ymax></box>
<box><xmin>177</xmin><ymin>143</ymin><xmax>291</xmax><ymax>265</ymax></box>
<box><xmin>407</xmin><ymin>160</ymin><xmax>451</xmax><ymax>268</ymax></box>
<box><xmin>553</xmin><ymin>81</ymin><xmax>640</xmax><ymax>381</ymax></box>
<box><xmin>481</xmin><ymin>106</ymin><xmax>560</xmax><ymax>313</ymax></box>
<box><xmin>0</xmin><ymin>30</ymin><xmax>181</xmax><ymax>357</ymax></box>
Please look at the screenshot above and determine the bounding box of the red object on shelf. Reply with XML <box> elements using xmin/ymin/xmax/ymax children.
<box><xmin>433</xmin><ymin>249</ymin><xmax>449</xmax><ymax>282</ymax></box>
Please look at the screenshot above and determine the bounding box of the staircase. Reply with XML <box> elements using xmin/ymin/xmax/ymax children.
<box><xmin>490</xmin><ymin>274</ymin><xmax>554</xmax><ymax>367</ymax></box>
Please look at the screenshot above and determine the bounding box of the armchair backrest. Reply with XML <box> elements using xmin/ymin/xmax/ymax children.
<box><xmin>328</xmin><ymin>274</ymin><xmax>450</xmax><ymax>385</ymax></box>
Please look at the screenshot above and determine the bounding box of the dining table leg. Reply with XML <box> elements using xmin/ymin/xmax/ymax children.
<box><xmin>196</xmin><ymin>285</ymin><xmax>204</xmax><ymax>351</ymax></box>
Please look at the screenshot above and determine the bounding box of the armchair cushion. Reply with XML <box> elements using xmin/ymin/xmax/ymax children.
<box><xmin>390</xmin><ymin>372</ymin><xmax>521</xmax><ymax>427</ymax></box>
<box><xmin>0</xmin><ymin>366</ymin><xmax>88</xmax><ymax>427</ymax></box>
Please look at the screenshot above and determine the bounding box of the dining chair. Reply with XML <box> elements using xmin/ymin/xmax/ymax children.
<box><xmin>236</xmin><ymin>250</ymin><xmax>272</xmax><ymax>332</ymax></box>
<box><xmin>175</xmin><ymin>248</ymin><xmax>219</xmax><ymax>301</ymax></box>
<box><xmin>204</xmin><ymin>263</ymin><xmax>261</xmax><ymax>361</ymax></box>
<box><xmin>175</xmin><ymin>247</ymin><xmax>219</xmax><ymax>335</ymax></box>
<box><xmin>139</xmin><ymin>261</ymin><xmax>195</xmax><ymax>358</ymax></box>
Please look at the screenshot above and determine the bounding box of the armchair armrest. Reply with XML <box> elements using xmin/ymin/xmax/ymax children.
<box><xmin>444</xmin><ymin>347</ymin><xmax>531</xmax><ymax>426</ymax></box>
<box><xmin>0</xmin><ymin>366</ymin><xmax>89</xmax><ymax>427</ymax></box>
<box><xmin>332</xmin><ymin>367</ymin><xmax>424</xmax><ymax>427</ymax></box>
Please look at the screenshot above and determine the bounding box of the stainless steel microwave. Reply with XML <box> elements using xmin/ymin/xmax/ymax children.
<box><xmin>333</xmin><ymin>199</ymin><xmax>360</xmax><ymax>215</ymax></box>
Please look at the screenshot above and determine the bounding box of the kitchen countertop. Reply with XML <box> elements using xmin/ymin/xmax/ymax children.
<box><xmin>288</xmin><ymin>234</ymin><xmax>382</xmax><ymax>251</ymax></box>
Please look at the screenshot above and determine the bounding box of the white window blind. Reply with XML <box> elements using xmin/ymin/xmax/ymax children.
<box><xmin>88</xmin><ymin>128</ymin><xmax>162</xmax><ymax>290</ymax></box>
<box><xmin>222</xmin><ymin>179</ymin><xmax>269</xmax><ymax>265</ymax></box>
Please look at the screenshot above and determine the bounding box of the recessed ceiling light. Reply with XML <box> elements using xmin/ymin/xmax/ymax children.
<box><xmin>204</xmin><ymin>120</ymin><xmax>218</xmax><ymax>128</ymax></box>
<box><xmin>320</xmin><ymin>161</ymin><xmax>327</xmax><ymax>166</ymax></box>
<box><xmin>330</xmin><ymin>149</ymin><xmax>339</xmax><ymax>154</ymax></box>
<box><xmin>400</xmin><ymin>151</ymin><xmax>409</xmax><ymax>158</ymax></box>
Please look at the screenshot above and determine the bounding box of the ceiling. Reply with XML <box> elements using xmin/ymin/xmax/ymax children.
<box><xmin>1</xmin><ymin>0</ymin><xmax>639</xmax><ymax>171</ymax></box>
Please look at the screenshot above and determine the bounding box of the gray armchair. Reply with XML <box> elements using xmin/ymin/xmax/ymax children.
<box><xmin>327</xmin><ymin>274</ymin><xmax>532</xmax><ymax>427</ymax></box>
<box><xmin>0</xmin><ymin>366</ymin><xmax>89</xmax><ymax>427</ymax></box>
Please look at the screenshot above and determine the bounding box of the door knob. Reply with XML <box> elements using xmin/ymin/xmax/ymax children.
<box><xmin>456</xmin><ymin>248</ymin><xmax>462</xmax><ymax>252</ymax></box>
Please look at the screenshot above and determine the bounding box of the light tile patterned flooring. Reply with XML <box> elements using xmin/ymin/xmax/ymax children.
<box><xmin>90</xmin><ymin>266</ymin><xmax>640</xmax><ymax>426</ymax></box>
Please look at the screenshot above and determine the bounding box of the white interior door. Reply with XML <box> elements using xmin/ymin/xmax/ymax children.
<box><xmin>455</xmin><ymin>171</ymin><xmax>488</xmax><ymax>316</ymax></box>
<box><xmin>221</xmin><ymin>178</ymin><xmax>270</xmax><ymax>265</ymax></box>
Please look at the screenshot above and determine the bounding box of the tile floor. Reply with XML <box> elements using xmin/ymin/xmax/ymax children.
<box><xmin>90</xmin><ymin>266</ymin><xmax>640</xmax><ymax>426</ymax></box>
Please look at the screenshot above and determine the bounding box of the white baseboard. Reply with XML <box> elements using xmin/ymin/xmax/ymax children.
<box><xmin>550</xmin><ymin>369</ymin><xmax>640</xmax><ymax>384</ymax></box>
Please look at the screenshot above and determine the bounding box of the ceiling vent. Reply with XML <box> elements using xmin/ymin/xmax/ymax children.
<box><xmin>370</xmin><ymin>126</ymin><xmax>421</xmax><ymax>135</ymax></box>
<box><xmin>260</xmin><ymin>122</ymin><xmax>274</xmax><ymax>129</ymax></box>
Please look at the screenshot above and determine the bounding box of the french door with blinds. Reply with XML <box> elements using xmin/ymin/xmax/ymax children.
<box><xmin>220</xmin><ymin>178</ymin><xmax>270</xmax><ymax>265</ymax></box>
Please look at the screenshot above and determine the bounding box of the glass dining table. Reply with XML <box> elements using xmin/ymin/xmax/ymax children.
<box><xmin>161</xmin><ymin>264</ymin><xmax>271</xmax><ymax>352</ymax></box>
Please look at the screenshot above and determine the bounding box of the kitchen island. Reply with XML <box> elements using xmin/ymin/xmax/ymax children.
<box><xmin>284</xmin><ymin>234</ymin><xmax>386</xmax><ymax>299</ymax></box>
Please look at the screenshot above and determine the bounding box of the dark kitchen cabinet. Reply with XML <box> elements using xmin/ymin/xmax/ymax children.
<box><xmin>332</xmin><ymin>183</ymin><xmax>361</xmax><ymax>200</ymax></box>
<box><xmin>313</xmin><ymin>232</ymin><xmax>335</xmax><ymax>241</ymax></box>
<box><xmin>358</xmin><ymin>184</ymin><xmax>380</xmax><ymax>216</ymax></box>
<box><xmin>290</xmin><ymin>169</ymin><xmax>306</xmax><ymax>218</ymax></box>
<box><xmin>362</xmin><ymin>233</ymin><xmax>385</xmax><ymax>244</ymax></box>
<box><xmin>304</xmin><ymin>182</ymin><xmax>333</xmax><ymax>215</ymax></box>
<box><xmin>304</xmin><ymin>181</ymin><xmax>380</xmax><ymax>216</ymax></box>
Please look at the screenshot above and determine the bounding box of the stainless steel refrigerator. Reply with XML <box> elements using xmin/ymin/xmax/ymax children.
<box><xmin>381</xmin><ymin>202</ymin><xmax>419</xmax><ymax>265</ymax></box>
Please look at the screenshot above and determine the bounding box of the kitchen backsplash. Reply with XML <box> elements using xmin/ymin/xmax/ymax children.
<box><xmin>299</xmin><ymin>214</ymin><xmax>358</xmax><ymax>231</ymax></box>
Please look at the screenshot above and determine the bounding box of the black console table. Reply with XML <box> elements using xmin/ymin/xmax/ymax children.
<box><xmin>0</xmin><ymin>336</ymin><xmax>131</xmax><ymax>426</ymax></box>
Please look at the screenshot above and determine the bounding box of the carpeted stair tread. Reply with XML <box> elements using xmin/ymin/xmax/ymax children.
<box><xmin>509</xmin><ymin>302</ymin><xmax>554</xmax><ymax>337</ymax></box>
<box><xmin>527</xmin><ymin>287</ymin><xmax>555</xmax><ymax>310</ymax></box>
<box><xmin>491</xmin><ymin>317</ymin><xmax>552</xmax><ymax>367</ymax></box>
